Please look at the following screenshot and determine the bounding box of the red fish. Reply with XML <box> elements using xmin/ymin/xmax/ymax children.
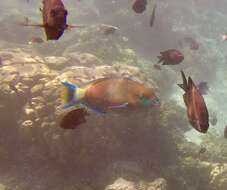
<box><xmin>60</xmin><ymin>108</ymin><xmax>89</xmax><ymax>129</ymax></box>
<box><xmin>157</xmin><ymin>49</ymin><xmax>184</xmax><ymax>65</ymax></box>
<box><xmin>178</xmin><ymin>71</ymin><xmax>209</xmax><ymax>133</ymax></box>
<box><xmin>153</xmin><ymin>64</ymin><xmax>162</xmax><ymax>70</ymax></box>
<box><xmin>181</xmin><ymin>37</ymin><xmax>199</xmax><ymax>50</ymax></box>
<box><xmin>21</xmin><ymin>0</ymin><xmax>83</xmax><ymax>40</ymax></box>
<box><xmin>132</xmin><ymin>0</ymin><xmax>147</xmax><ymax>14</ymax></box>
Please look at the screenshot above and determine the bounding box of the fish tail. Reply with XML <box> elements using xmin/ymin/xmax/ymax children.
<box><xmin>61</xmin><ymin>81</ymin><xmax>79</xmax><ymax>109</ymax></box>
<box><xmin>177</xmin><ymin>71</ymin><xmax>188</xmax><ymax>91</ymax></box>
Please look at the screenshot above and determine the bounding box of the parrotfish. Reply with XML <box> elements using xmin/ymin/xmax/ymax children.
<box><xmin>178</xmin><ymin>71</ymin><xmax>209</xmax><ymax>133</ymax></box>
<box><xmin>61</xmin><ymin>77</ymin><xmax>160</xmax><ymax>114</ymax></box>
<box><xmin>132</xmin><ymin>0</ymin><xmax>147</xmax><ymax>14</ymax></box>
<box><xmin>158</xmin><ymin>49</ymin><xmax>184</xmax><ymax>65</ymax></box>
<box><xmin>22</xmin><ymin>0</ymin><xmax>84</xmax><ymax>40</ymax></box>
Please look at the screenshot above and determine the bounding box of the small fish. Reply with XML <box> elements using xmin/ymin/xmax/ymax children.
<box><xmin>198</xmin><ymin>147</ymin><xmax>206</xmax><ymax>155</ymax></box>
<box><xmin>149</xmin><ymin>3</ymin><xmax>157</xmax><ymax>28</ymax></box>
<box><xmin>21</xmin><ymin>0</ymin><xmax>84</xmax><ymax>40</ymax></box>
<box><xmin>184</xmin><ymin>37</ymin><xmax>199</xmax><ymax>50</ymax></box>
<box><xmin>222</xmin><ymin>34</ymin><xmax>227</xmax><ymax>41</ymax></box>
<box><xmin>103</xmin><ymin>24</ymin><xmax>119</xmax><ymax>36</ymax></box>
<box><xmin>61</xmin><ymin>77</ymin><xmax>160</xmax><ymax>114</ymax></box>
<box><xmin>197</xmin><ymin>81</ymin><xmax>209</xmax><ymax>95</ymax></box>
<box><xmin>210</xmin><ymin>115</ymin><xmax>217</xmax><ymax>126</ymax></box>
<box><xmin>157</xmin><ymin>49</ymin><xmax>184</xmax><ymax>65</ymax></box>
<box><xmin>224</xmin><ymin>126</ymin><xmax>227</xmax><ymax>139</ymax></box>
<box><xmin>132</xmin><ymin>0</ymin><xmax>147</xmax><ymax>14</ymax></box>
<box><xmin>9</xmin><ymin>84</ymin><xmax>18</xmax><ymax>92</ymax></box>
<box><xmin>178</xmin><ymin>71</ymin><xmax>209</xmax><ymax>133</ymax></box>
<box><xmin>28</xmin><ymin>37</ymin><xmax>44</xmax><ymax>44</ymax></box>
<box><xmin>153</xmin><ymin>64</ymin><xmax>162</xmax><ymax>70</ymax></box>
<box><xmin>60</xmin><ymin>108</ymin><xmax>89</xmax><ymax>129</ymax></box>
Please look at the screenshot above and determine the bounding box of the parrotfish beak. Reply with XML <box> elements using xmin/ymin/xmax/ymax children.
<box><xmin>150</xmin><ymin>96</ymin><xmax>161</xmax><ymax>107</ymax></box>
<box><xmin>139</xmin><ymin>96</ymin><xmax>161</xmax><ymax>107</ymax></box>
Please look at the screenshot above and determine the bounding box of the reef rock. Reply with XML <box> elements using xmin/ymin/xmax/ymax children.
<box><xmin>147</xmin><ymin>178</ymin><xmax>168</xmax><ymax>190</ymax></box>
<box><xmin>210</xmin><ymin>163</ymin><xmax>227</xmax><ymax>190</ymax></box>
<box><xmin>105</xmin><ymin>178</ymin><xmax>136</xmax><ymax>190</ymax></box>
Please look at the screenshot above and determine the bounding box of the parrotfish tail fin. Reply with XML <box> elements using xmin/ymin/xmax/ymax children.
<box><xmin>157</xmin><ymin>55</ymin><xmax>163</xmax><ymax>64</ymax></box>
<box><xmin>177</xmin><ymin>71</ymin><xmax>188</xmax><ymax>91</ymax></box>
<box><xmin>61</xmin><ymin>81</ymin><xmax>78</xmax><ymax>109</ymax></box>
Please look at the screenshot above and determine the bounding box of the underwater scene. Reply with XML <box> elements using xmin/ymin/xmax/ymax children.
<box><xmin>1</xmin><ymin>0</ymin><xmax>227</xmax><ymax>189</ymax></box>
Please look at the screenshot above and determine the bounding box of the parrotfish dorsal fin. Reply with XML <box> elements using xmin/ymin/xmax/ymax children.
<box><xmin>188</xmin><ymin>76</ymin><xmax>195</xmax><ymax>90</ymax></box>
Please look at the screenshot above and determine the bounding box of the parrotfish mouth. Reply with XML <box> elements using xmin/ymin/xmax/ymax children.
<box><xmin>141</xmin><ymin>96</ymin><xmax>160</xmax><ymax>107</ymax></box>
<box><xmin>151</xmin><ymin>97</ymin><xmax>161</xmax><ymax>107</ymax></box>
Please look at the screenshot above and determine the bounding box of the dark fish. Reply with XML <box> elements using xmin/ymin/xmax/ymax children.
<box><xmin>198</xmin><ymin>147</ymin><xmax>206</xmax><ymax>155</ymax></box>
<box><xmin>178</xmin><ymin>71</ymin><xmax>209</xmax><ymax>133</ymax></box>
<box><xmin>210</xmin><ymin>115</ymin><xmax>217</xmax><ymax>126</ymax></box>
<box><xmin>61</xmin><ymin>77</ymin><xmax>160</xmax><ymax>114</ymax></box>
<box><xmin>158</xmin><ymin>49</ymin><xmax>184</xmax><ymax>65</ymax></box>
<box><xmin>29</xmin><ymin>37</ymin><xmax>44</xmax><ymax>44</ymax></box>
<box><xmin>132</xmin><ymin>0</ymin><xmax>147</xmax><ymax>14</ymax></box>
<box><xmin>102</xmin><ymin>24</ymin><xmax>119</xmax><ymax>36</ymax></box>
<box><xmin>183</xmin><ymin>37</ymin><xmax>199</xmax><ymax>50</ymax></box>
<box><xmin>60</xmin><ymin>108</ymin><xmax>89</xmax><ymax>129</ymax></box>
<box><xmin>224</xmin><ymin>126</ymin><xmax>227</xmax><ymax>139</ymax></box>
<box><xmin>21</xmin><ymin>0</ymin><xmax>83</xmax><ymax>40</ymax></box>
<box><xmin>197</xmin><ymin>81</ymin><xmax>209</xmax><ymax>95</ymax></box>
<box><xmin>153</xmin><ymin>64</ymin><xmax>162</xmax><ymax>70</ymax></box>
<box><xmin>149</xmin><ymin>4</ymin><xmax>157</xmax><ymax>28</ymax></box>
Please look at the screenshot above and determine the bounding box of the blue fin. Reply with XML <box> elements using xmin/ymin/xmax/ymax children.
<box><xmin>89</xmin><ymin>106</ymin><xmax>106</xmax><ymax>114</ymax></box>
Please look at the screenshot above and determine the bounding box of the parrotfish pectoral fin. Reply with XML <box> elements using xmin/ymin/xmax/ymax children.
<box><xmin>61</xmin><ymin>81</ymin><xmax>78</xmax><ymax>109</ymax></box>
<box><xmin>108</xmin><ymin>102</ymin><xmax>128</xmax><ymax>109</ymax></box>
<box><xmin>89</xmin><ymin>106</ymin><xmax>106</xmax><ymax>114</ymax></box>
